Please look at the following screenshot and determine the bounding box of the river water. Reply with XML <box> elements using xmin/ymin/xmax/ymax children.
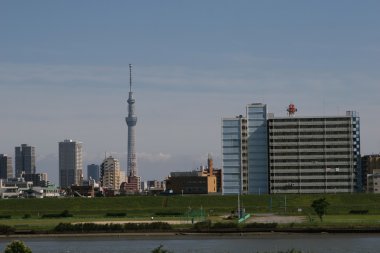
<box><xmin>0</xmin><ymin>233</ymin><xmax>379</xmax><ymax>253</ymax></box>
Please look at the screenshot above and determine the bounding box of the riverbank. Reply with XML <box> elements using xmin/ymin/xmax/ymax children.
<box><xmin>2</xmin><ymin>213</ymin><xmax>380</xmax><ymax>237</ymax></box>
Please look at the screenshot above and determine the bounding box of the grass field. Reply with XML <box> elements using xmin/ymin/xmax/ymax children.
<box><xmin>1</xmin><ymin>194</ymin><xmax>380</xmax><ymax>217</ymax></box>
<box><xmin>1</xmin><ymin>194</ymin><xmax>380</xmax><ymax>216</ymax></box>
<box><xmin>0</xmin><ymin>194</ymin><xmax>379</xmax><ymax>231</ymax></box>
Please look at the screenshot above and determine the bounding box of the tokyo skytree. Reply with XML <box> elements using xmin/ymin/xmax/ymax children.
<box><xmin>125</xmin><ymin>64</ymin><xmax>138</xmax><ymax>177</ymax></box>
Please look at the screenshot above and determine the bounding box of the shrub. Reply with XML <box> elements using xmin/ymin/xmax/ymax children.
<box><xmin>23</xmin><ymin>214</ymin><xmax>31</xmax><ymax>219</ymax></box>
<box><xmin>154</xmin><ymin>212</ymin><xmax>183</xmax><ymax>216</ymax></box>
<box><xmin>60</xmin><ymin>210</ymin><xmax>73</xmax><ymax>217</ymax></box>
<box><xmin>349</xmin><ymin>210</ymin><xmax>368</xmax><ymax>214</ymax></box>
<box><xmin>193</xmin><ymin>220</ymin><xmax>212</xmax><ymax>231</ymax></box>
<box><xmin>105</xmin><ymin>212</ymin><xmax>126</xmax><ymax>217</ymax></box>
<box><xmin>54</xmin><ymin>222</ymin><xmax>172</xmax><ymax>233</ymax></box>
<box><xmin>0</xmin><ymin>224</ymin><xmax>15</xmax><ymax>234</ymax></box>
<box><xmin>212</xmin><ymin>222</ymin><xmax>238</xmax><ymax>229</ymax></box>
<box><xmin>124</xmin><ymin>223</ymin><xmax>139</xmax><ymax>231</ymax></box>
<box><xmin>4</xmin><ymin>240</ymin><xmax>32</xmax><ymax>253</ymax></box>
<box><xmin>145</xmin><ymin>222</ymin><xmax>172</xmax><ymax>231</ymax></box>
<box><xmin>54</xmin><ymin>223</ymin><xmax>75</xmax><ymax>232</ymax></box>
<box><xmin>42</xmin><ymin>210</ymin><xmax>73</xmax><ymax>219</ymax></box>
<box><xmin>41</xmin><ymin>214</ymin><xmax>60</xmax><ymax>218</ymax></box>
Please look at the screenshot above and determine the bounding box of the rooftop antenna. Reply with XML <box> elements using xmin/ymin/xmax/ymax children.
<box><xmin>129</xmin><ymin>64</ymin><xmax>132</xmax><ymax>92</ymax></box>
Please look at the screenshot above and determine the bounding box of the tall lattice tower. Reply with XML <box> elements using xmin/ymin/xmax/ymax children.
<box><xmin>125</xmin><ymin>64</ymin><xmax>138</xmax><ymax>177</ymax></box>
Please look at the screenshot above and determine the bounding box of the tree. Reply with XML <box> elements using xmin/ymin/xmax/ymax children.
<box><xmin>4</xmin><ymin>240</ymin><xmax>32</xmax><ymax>253</ymax></box>
<box><xmin>311</xmin><ymin>197</ymin><xmax>330</xmax><ymax>221</ymax></box>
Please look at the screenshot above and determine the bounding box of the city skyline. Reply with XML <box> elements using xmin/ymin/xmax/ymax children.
<box><xmin>1</xmin><ymin>1</ymin><xmax>380</xmax><ymax>184</ymax></box>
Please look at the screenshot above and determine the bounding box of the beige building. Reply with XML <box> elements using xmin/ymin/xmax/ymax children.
<box><xmin>100</xmin><ymin>156</ymin><xmax>121</xmax><ymax>190</ymax></box>
<box><xmin>165</xmin><ymin>170</ymin><xmax>217</xmax><ymax>194</ymax></box>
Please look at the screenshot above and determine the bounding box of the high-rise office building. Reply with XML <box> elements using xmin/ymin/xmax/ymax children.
<box><xmin>0</xmin><ymin>154</ymin><xmax>13</xmax><ymax>179</ymax></box>
<box><xmin>15</xmin><ymin>144</ymin><xmax>36</xmax><ymax>177</ymax></box>
<box><xmin>100</xmin><ymin>156</ymin><xmax>121</xmax><ymax>190</ymax></box>
<box><xmin>222</xmin><ymin>103</ymin><xmax>268</xmax><ymax>195</ymax></box>
<box><xmin>222</xmin><ymin>116</ymin><xmax>246</xmax><ymax>195</ymax></box>
<box><xmin>59</xmin><ymin>139</ymin><xmax>83</xmax><ymax>188</ymax></box>
<box><xmin>87</xmin><ymin>164</ymin><xmax>100</xmax><ymax>181</ymax></box>
<box><xmin>268</xmin><ymin>110</ymin><xmax>361</xmax><ymax>193</ymax></box>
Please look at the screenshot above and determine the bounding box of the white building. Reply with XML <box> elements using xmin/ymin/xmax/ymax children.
<box><xmin>268</xmin><ymin>111</ymin><xmax>361</xmax><ymax>194</ymax></box>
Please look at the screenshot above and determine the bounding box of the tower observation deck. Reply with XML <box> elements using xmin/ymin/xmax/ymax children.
<box><xmin>125</xmin><ymin>64</ymin><xmax>138</xmax><ymax>177</ymax></box>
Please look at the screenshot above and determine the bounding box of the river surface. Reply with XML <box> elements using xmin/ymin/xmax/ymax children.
<box><xmin>0</xmin><ymin>233</ymin><xmax>379</xmax><ymax>253</ymax></box>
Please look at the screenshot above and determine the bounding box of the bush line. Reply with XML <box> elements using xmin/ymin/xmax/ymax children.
<box><xmin>54</xmin><ymin>222</ymin><xmax>172</xmax><ymax>232</ymax></box>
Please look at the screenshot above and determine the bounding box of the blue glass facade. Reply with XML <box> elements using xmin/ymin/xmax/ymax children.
<box><xmin>222</xmin><ymin>118</ymin><xmax>243</xmax><ymax>194</ymax></box>
<box><xmin>246</xmin><ymin>104</ymin><xmax>268</xmax><ymax>194</ymax></box>
<box><xmin>222</xmin><ymin>103</ymin><xmax>268</xmax><ymax>195</ymax></box>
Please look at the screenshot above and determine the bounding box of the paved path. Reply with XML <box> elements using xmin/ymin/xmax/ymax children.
<box><xmin>247</xmin><ymin>214</ymin><xmax>306</xmax><ymax>224</ymax></box>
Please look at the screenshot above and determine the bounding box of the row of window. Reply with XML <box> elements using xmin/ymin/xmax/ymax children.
<box><xmin>269</xmin><ymin>118</ymin><xmax>351</xmax><ymax>123</ymax></box>
<box><xmin>269</xmin><ymin>131</ymin><xmax>350</xmax><ymax>136</ymax></box>
<box><xmin>269</xmin><ymin>138</ymin><xmax>351</xmax><ymax>142</ymax></box>
<box><xmin>270</xmin><ymin>172</ymin><xmax>351</xmax><ymax>176</ymax></box>
<box><xmin>270</xmin><ymin>185</ymin><xmax>351</xmax><ymax>190</ymax></box>
<box><xmin>271</xmin><ymin>158</ymin><xmax>352</xmax><ymax>162</ymax></box>
<box><xmin>270</xmin><ymin>165</ymin><xmax>350</xmax><ymax>169</ymax></box>
<box><xmin>270</xmin><ymin>152</ymin><xmax>351</xmax><ymax>156</ymax></box>
<box><xmin>271</xmin><ymin>179</ymin><xmax>351</xmax><ymax>183</ymax></box>
<box><xmin>268</xmin><ymin>124</ymin><xmax>351</xmax><ymax>129</ymax></box>
<box><xmin>270</xmin><ymin>145</ymin><xmax>351</xmax><ymax>149</ymax></box>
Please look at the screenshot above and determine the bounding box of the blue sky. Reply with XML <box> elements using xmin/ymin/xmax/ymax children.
<box><xmin>1</xmin><ymin>1</ymin><xmax>380</xmax><ymax>184</ymax></box>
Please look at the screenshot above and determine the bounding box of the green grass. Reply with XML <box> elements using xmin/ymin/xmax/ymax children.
<box><xmin>1</xmin><ymin>194</ymin><xmax>380</xmax><ymax>217</ymax></box>
<box><xmin>272</xmin><ymin>214</ymin><xmax>380</xmax><ymax>229</ymax></box>
<box><xmin>0</xmin><ymin>194</ymin><xmax>380</xmax><ymax>231</ymax></box>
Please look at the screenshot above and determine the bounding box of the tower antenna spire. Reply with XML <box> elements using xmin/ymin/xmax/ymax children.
<box><xmin>129</xmin><ymin>64</ymin><xmax>132</xmax><ymax>92</ymax></box>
